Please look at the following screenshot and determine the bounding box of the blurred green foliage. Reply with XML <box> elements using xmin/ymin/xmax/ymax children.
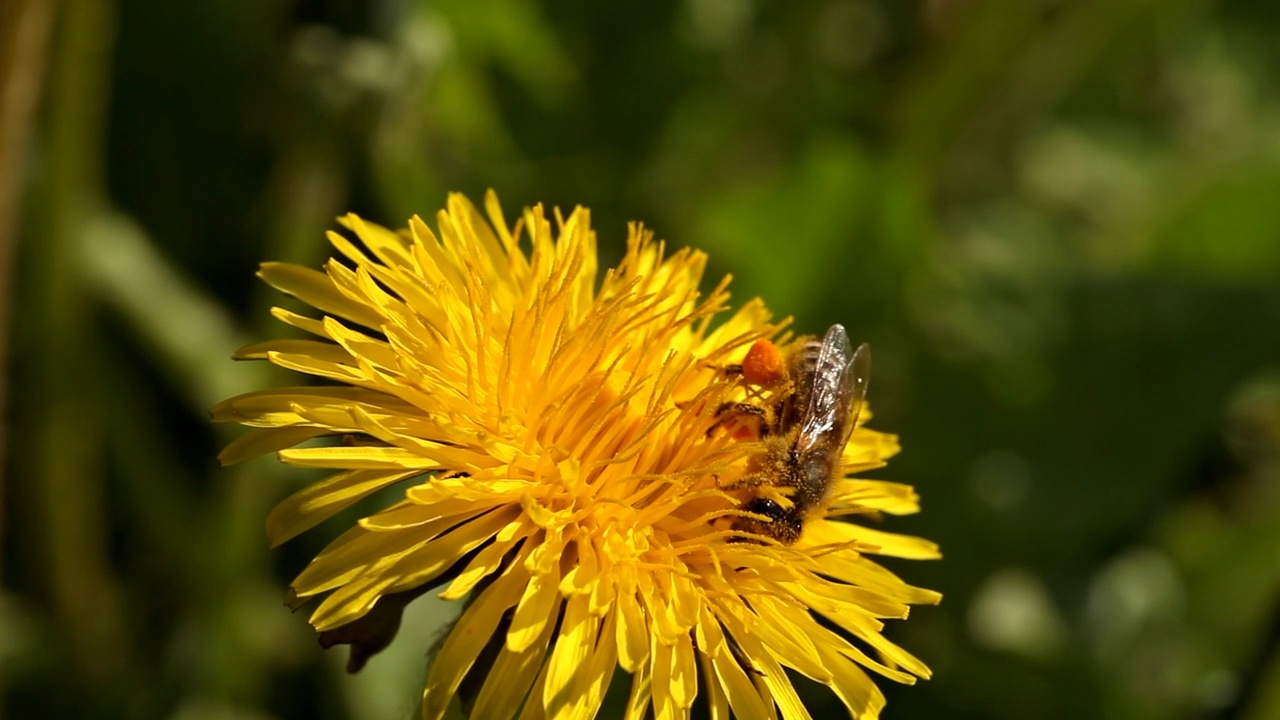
<box><xmin>4</xmin><ymin>0</ymin><xmax>1280</xmax><ymax>718</ymax></box>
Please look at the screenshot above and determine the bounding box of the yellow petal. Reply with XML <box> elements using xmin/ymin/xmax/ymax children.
<box><xmin>517</xmin><ymin>659</ymin><xmax>552</xmax><ymax>720</ymax></box>
<box><xmin>269</xmin><ymin>305</ymin><xmax>332</xmax><ymax>338</ymax></box>
<box><xmin>305</xmin><ymin>505</ymin><xmax>518</xmax><ymax>629</ymax></box>
<box><xmin>669</xmin><ymin>630</ymin><xmax>697</xmax><ymax>710</ymax></box>
<box><xmin>809</xmin><ymin>519</ymin><xmax>942</xmax><ymax>560</ymax></box>
<box><xmin>709</xmin><ymin>651</ymin><xmax>770</xmax><ymax>720</ymax></box>
<box><xmin>382</xmin><ymin>505</ymin><xmax>522</xmax><ymax>595</ymax></box>
<box><xmin>358</xmin><ymin>496</ymin><xmax>495</xmax><ymax>532</ymax></box>
<box><xmin>277</xmin><ymin>445</ymin><xmax>442</xmax><ymax>470</ymax></box>
<box><xmin>265</xmin><ymin>349</ymin><xmax>371</xmax><ymax>387</ymax></box>
<box><xmin>258</xmin><ymin>262</ymin><xmax>386</xmax><ymax>329</ymax></box>
<box><xmin>649</xmin><ymin>635</ymin><xmax>677</xmax><ymax>720</ymax></box>
<box><xmin>559</xmin><ymin>535</ymin><xmax>599</xmax><ymax>596</ymax></box>
<box><xmin>753</xmin><ymin>650</ymin><xmax>812</xmax><ymax>720</ymax></box>
<box><xmin>615</xmin><ymin>586</ymin><xmax>650</xmax><ymax>673</ymax></box>
<box><xmin>321</xmin><ymin>316</ymin><xmax>403</xmax><ymax>373</ymax></box>
<box><xmin>218</xmin><ymin>426</ymin><xmax>330</xmax><ymax>466</ymax></box>
<box><xmin>293</xmin><ymin>522</ymin><xmax>427</xmax><ymax>599</ymax></box>
<box><xmin>728</xmin><ymin>595</ymin><xmax>829</xmax><ymax>683</ymax></box>
<box><xmin>816</xmin><ymin>643</ymin><xmax>885</xmax><ymax>720</ymax></box>
<box><xmin>508</xmin><ymin>535</ymin><xmax>564</xmax><ymax>653</ymax></box>
<box><xmin>699</xmin><ymin>653</ymin><xmax>730</xmax><ymax>720</ymax></box>
<box><xmin>211</xmin><ymin>386</ymin><xmax>409</xmax><ymax>426</ymax></box>
<box><xmin>829</xmin><ymin>479</ymin><xmax>922</xmax><ymax>515</ymax></box>
<box><xmin>784</xmin><ymin>577</ymin><xmax>909</xmax><ymax>620</ymax></box>
<box><xmin>438</xmin><ymin>518</ymin><xmax>529</xmax><ymax>600</ymax></box>
<box><xmin>577</xmin><ymin>609</ymin><xmax>618</xmax><ymax>719</ymax></box>
<box><xmin>266</xmin><ymin>469</ymin><xmax>419</xmax><ymax>546</ymax></box>
<box><xmin>469</xmin><ymin>595</ymin><xmax>558</xmax><ymax>719</ymax></box>
<box><xmin>338</xmin><ymin>213</ymin><xmax>417</xmax><ymax>271</ymax></box>
<box><xmin>233</xmin><ymin>338</ymin><xmax>354</xmax><ymax>365</ymax></box>
<box><xmin>622</xmin><ymin>661</ymin><xmax>653</xmax><ymax>720</ymax></box>
<box><xmin>815</xmin><ymin>550</ymin><xmax>943</xmax><ymax>605</ymax></box>
<box><xmin>421</xmin><ymin>550</ymin><xmax>532</xmax><ymax>720</ymax></box>
<box><xmin>542</xmin><ymin>594</ymin><xmax>595</xmax><ymax>719</ymax></box>
<box><xmin>819</xmin><ymin>606</ymin><xmax>932</xmax><ymax>680</ymax></box>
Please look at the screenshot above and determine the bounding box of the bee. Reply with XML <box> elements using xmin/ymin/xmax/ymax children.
<box><xmin>722</xmin><ymin>324</ymin><xmax>871</xmax><ymax>544</ymax></box>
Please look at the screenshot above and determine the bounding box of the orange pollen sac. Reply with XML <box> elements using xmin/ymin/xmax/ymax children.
<box><xmin>741</xmin><ymin>339</ymin><xmax>786</xmax><ymax>385</ymax></box>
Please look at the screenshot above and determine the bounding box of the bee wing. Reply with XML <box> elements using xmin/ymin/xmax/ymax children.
<box><xmin>795</xmin><ymin>325</ymin><xmax>870</xmax><ymax>455</ymax></box>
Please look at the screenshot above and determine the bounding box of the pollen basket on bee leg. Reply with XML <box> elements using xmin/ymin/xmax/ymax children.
<box><xmin>741</xmin><ymin>339</ymin><xmax>786</xmax><ymax>385</ymax></box>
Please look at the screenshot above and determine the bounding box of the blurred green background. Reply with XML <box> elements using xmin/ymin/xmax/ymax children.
<box><xmin>5</xmin><ymin>0</ymin><xmax>1280</xmax><ymax>718</ymax></box>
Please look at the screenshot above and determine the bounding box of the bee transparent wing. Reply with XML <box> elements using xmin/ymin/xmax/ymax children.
<box><xmin>840</xmin><ymin>342</ymin><xmax>871</xmax><ymax>446</ymax></box>
<box><xmin>795</xmin><ymin>325</ymin><xmax>870</xmax><ymax>454</ymax></box>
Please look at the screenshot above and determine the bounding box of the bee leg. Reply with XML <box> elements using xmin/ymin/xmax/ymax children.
<box><xmin>696</xmin><ymin>360</ymin><xmax>743</xmax><ymax>377</ymax></box>
<box><xmin>708</xmin><ymin>401</ymin><xmax>769</xmax><ymax>438</ymax></box>
<box><xmin>717</xmin><ymin>471</ymin><xmax>770</xmax><ymax>491</ymax></box>
<box><xmin>714</xmin><ymin>401</ymin><xmax>766</xmax><ymax>418</ymax></box>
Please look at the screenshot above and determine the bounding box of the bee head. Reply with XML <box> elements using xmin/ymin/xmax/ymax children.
<box><xmin>732</xmin><ymin>497</ymin><xmax>803</xmax><ymax>544</ymax></box>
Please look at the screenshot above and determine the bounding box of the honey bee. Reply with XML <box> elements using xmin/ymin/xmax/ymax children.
<box><xmin>722</xmin><ymin>324</ymin><xmax>871</xmax><ymax>544</ymax></box>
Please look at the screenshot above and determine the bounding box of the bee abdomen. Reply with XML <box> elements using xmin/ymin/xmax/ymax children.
<box><xmin>793</xmin><ymin>448</ymin><xmax>837</xmax><ymax>511</ymax></box>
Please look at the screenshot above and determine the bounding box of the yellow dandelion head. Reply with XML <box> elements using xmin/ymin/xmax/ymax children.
<box><xmin>213</xmin><ymin>191</ymin><xmax>941</xmax><ymax>720</ymax></box>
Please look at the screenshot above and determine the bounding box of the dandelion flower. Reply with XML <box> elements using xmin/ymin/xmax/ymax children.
<box><xmin>213</xmin><ymin>192</ymin><xmax>941</xmax><ymax>719</ymax></box>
